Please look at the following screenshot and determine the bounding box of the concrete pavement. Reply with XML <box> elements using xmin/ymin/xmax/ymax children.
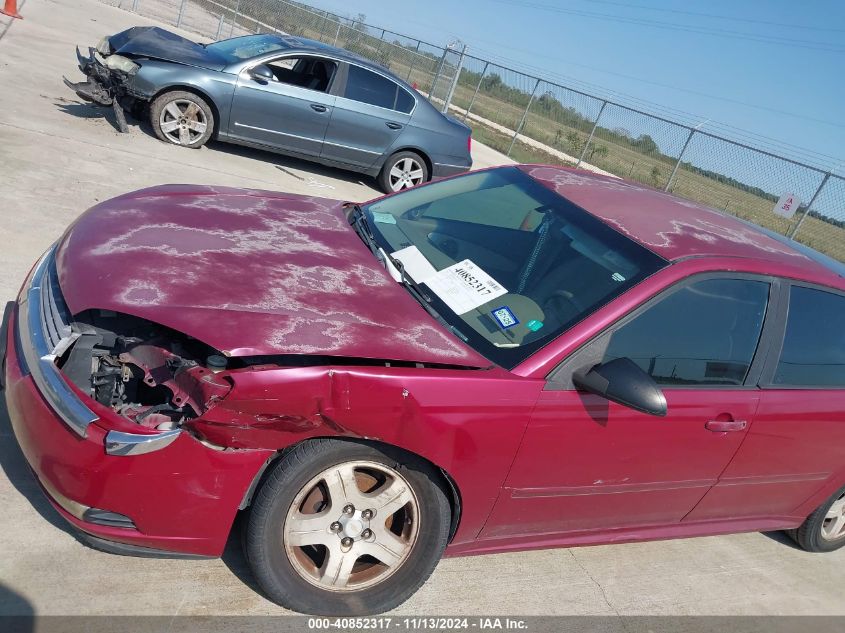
<box><xmin>0</xmin><ymin>0</ymin><xmax>843</xmax><ymax>618</ymax></box>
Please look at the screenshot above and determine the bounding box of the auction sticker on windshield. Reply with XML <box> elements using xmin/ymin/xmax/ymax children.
<box><xmin>425</xmin><ymin>259</ymin><xmax>507</xmax><ymax>315</ymax></box>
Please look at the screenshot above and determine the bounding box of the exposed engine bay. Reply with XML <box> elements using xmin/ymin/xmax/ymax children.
<box><xmin>59</xmin><ymin>310</ymin><xmax>232</xmax><ymax>430</ymax></box>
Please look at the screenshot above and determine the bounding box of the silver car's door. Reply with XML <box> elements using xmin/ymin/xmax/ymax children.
<box><xmin>229</xmin><ymin>56</ymin><xmax>338</xmax><ymax>157</ymax></box>
<box><xmin>321</xmin><ymin>63</ymin><xmax>413</xmax><ymax>168</ymax></box>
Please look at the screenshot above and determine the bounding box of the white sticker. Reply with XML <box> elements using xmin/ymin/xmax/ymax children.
<box><xmin>390</xmin><ymin>245</ymin><xmax>438</xmax><ymax>282</ymax></box>
<box><xmin>425</xmin><ymin>259</ymin><xmax>507</xmax><ymax>315</ymax></box>
<box><xmin>372</xmin><ymin>211</ymin><xmax>397</xmax><ymax>225</ymax></box>
<box><xmin>773</xmin><ymin>193</ymin><xmax>801</xmax><ymax>219</ymax></box>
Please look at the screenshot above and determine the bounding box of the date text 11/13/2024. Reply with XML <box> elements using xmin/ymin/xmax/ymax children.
<box><xmin>307</xmin><ymin>617</ymin><xmax>529</xmax><ymax>630</ymax></box>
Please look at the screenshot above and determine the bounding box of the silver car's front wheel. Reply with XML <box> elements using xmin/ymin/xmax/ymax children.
<box><xmin>378</xmin><ymin>151</ymin><xmax>429</xmax><ymax>194</ymax></box>
<box><xmin>246</xmin><ymin>439</ymin><xmax>451</xmax><ymax>615</ymax></box>
<box><xmin>150</xmin><ymin>90</ymin><xmax>214</xmax><ymax>149</ymax></box>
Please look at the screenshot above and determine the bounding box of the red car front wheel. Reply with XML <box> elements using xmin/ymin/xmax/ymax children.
<box><xmin>245</xmin><ymin>439</ymin><xmax>451</xmax><ymax>615</ymax></box>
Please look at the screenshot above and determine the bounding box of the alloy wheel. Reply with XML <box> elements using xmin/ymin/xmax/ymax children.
<box><xmin>283</xmin><ymin>460</ymin><xmax>420</xmax><ymax>591</ymax></box>
<box><xmin>388</xmin><ymin>157</ymin><xmax>424</xmax><ymax>191</ymax></box>
<box><xmin>821</xmin><ymin>492</ymin><xmax>845</xmax><ymax>541</ymax></box>
<box><xmin>158</xmin><ymin>99</ymin><xmax>208</xmax><ymax>145</ymax></box>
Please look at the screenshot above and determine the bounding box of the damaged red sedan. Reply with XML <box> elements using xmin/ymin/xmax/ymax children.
<box><xmin>4</xmin><ymin>165</ymin><xmax>845</xmax><ymax>615</ymax></box>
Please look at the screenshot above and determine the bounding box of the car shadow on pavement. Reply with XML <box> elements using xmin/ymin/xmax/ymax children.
<box><xmin>219</xmin><ymin>511</ymin><xmax>268</xmax><ymax>600</ymax></box>
<box><xmin>0</xmin><ymin>582</ymin><xmax>35</xmax><ymax>633</ymax></box>
<box><xmin>760</xmin><ymin>530</ymin><xmax>803</xmax><ymax>551</ymax></box>
<box><xmin>206</xmin><ymin>140</ymin><xmax>376</xmax><ymax>191</ymax></box>
<box><xmin>0</xmin><ymin>389</ymin><xmax>83</xmax><ymax>541</ymax></box>
<box><xmin>55</xmin><ymin>99</ymin><xmax>130</xmax><ymax>134</ymax></box>
<box><xmin>53</xmin><ymin>97</ymin><xmax>378</xmax><ymax>193</ymax></box>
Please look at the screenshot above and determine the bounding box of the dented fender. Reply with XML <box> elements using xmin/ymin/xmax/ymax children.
<box><xmin>186</xmin><ymin>364</ymin><xmax>544</xmax><ymax>544</ymax></box>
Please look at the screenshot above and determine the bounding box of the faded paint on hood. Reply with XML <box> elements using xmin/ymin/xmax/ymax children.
<box><xmin>109</xmin><ymin>27</ymin><xmax>229</xmax><ymax>71</ymax></box>
<box><xmin>55</xmin><ymin>185</ymin><xmax>489</xmax><ymax>367</ymax></box>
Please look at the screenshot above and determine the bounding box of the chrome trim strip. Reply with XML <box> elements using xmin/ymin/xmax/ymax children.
<box><xmin>105</xmin><ymin>429</ymin><xmax>182</xmax><ymax>456</ymax></box>
<box><xmin>321</xmin><ymin>139</ymin><xmax>382</xmax><ymax>155</ymax></box>
<box><xmin>232</xmin><ymin>122</ymin><xmax>316</xmax><ymax>142</ymax></box>
<box><xmin>508</xmin><ymin>478</ymin><xmax>716</xmax><ymax>499</ymax></box>
<box><xmin>19</xmin><ymin>248</ymin><xmax>98</xmax><ymax>438</ymax></box>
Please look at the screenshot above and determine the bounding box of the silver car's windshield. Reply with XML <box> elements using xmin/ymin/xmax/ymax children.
<box><xmin>363</xmin><ymin>167</ymin><xmax>666</xmax><ymax>368</ymax></box>
<box><xmin>206</xmin><ymin>34</ymin><xmax>290</xmax><ymax>63</ymax></box>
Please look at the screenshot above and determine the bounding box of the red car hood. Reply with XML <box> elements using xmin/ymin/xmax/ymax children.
<box><xmin>55</xmin><ymin>185</ymin><xmax>489</xmax><ymax>367</ymax></box>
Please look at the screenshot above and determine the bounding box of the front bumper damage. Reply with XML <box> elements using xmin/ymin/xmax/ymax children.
<box><xmin>2</xmin><ymin>247</ymin><xmax>273</xmax><ymax>556</ymax></box>
<box><xmin>63</xmin><ymin>46</ymin><xmax>138</xmax><ymax>133</ymax></box>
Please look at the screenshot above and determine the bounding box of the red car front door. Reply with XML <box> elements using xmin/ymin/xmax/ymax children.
<box><xmin>482</xmin><ymin>274</ymin><xmax>773</xmax><ymax>539</ymax></box>
<box><xmin>687</xmin><ymin>283</ymin><xmax>845</xmax><ymax>523</ymax></box>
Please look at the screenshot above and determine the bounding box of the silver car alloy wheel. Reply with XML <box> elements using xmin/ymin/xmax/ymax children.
<box><xmin>388</xmin><ymin>157</ymin><xmax>425</xmax><ymax>191</ymax></box>
<box><xmin>283</xmin><ymin>460</ymin><xmax>420</xmax><ymax>592</ymax></box>
<box><xmin>821</xmin><ymin>491</ymin><xmax>845</xmax><ymax>541</ymax></box>
<box><xmin>159</xmin><ymin>98</ymin><xmax>208</xmax><ymax>145</ymax></box>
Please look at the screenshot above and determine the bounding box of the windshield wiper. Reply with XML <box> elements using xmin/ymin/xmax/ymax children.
<box><xmin>347</xmin><ymin>204</ymin><xmax>469</xmax><ymax>344</ymax></box>
<box><xmin>384</xmin><ymin>251</ymin><xmax>432</xmax><ymax>303</ymax></box>
<box><xmin>347</xmin><ymin>204</ymin><xmax>379</xmax><ymax>255</ymax></box>
<box><xmin>383</xmin><ymin>252</ymin><xmax>471</xmax><ymax>342</ymax></box>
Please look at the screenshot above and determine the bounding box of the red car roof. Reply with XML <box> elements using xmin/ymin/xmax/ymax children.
<box><xmin>521</xmin><ymin>164</ymin><xmax>830</xmax><ymax>274</ymax></box>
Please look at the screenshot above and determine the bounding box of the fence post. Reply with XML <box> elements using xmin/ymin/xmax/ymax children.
<box><xmin>176</xmin><ymin>0</ymin><xmax>187</xmax><ymax>28</ymax></box>
<box><xmin>665</xmin><ymin>127</ymin><xmax>695</xmax><ymax>192</ymax></box>
<box><xmin>429</xmin><ymin>47</ymin><xmax>450</xmax><ymax>101</ymax></box>
<box><xmin>229</xmin><ymin>0</ymin><xmax>241</xmax><ymax>37</ymax></box>
<box><xmin>317</xmin><ymin>14</ymin><xmax>330</xmax><ymax>41</ymax></box>
<box><xmin>508</xmin><ymin>78</ymin><xmax>541</xmax><ymax>157</ymax></box>
<box><xmin>463</xmin><ymin>61</ymin><xmax>488</xmax><ymax>122</ymax></box>
<box><xmin>405</xmin><ymin>40</ymin><xmax>422</xmax><ymax>82</ymax></box>
<box><xmin>442</xmin><ymin>44</ymin><xmax>467</xmax><ymax>114</ymax></box>
<box><xmin>577</xmin><ymin>100</ymin><xmax>607</xmax><ymax>167</ymax></box>
<box><xmin>789</xmin><ymin>172</ymin><xmax>830</xmax><ymax>240</ymax></box>
<box><xmin>131</xmin><ymin>0</ymin><xmax>139</xmax><ymax>12</ymax></box>
<box><xmin>215</xmin><ymin>12</ymin><xmax>225</xmax><ymax>40</ymax></box>
<box><xmin>333</xmin><ymin>20</ymin><xmax>342</xmax><ymax>46</ymax></box>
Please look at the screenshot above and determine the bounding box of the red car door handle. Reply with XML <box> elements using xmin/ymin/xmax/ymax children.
<box><xmin>705</xmin><ymin>419</ymin><xmax>747</xmax><ymax>432</ymax></box>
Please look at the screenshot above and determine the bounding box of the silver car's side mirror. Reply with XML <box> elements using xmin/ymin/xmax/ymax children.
<box><xmin>249</xmin><ymin>65</ymin><xmax>274</xmax><ymax>83</ymax></box>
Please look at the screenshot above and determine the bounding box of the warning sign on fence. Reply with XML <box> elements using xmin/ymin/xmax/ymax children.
<box><xmin>773</xmin><ymin>193</ymin><xmax>801</xmax><ymax>218</ymax></box>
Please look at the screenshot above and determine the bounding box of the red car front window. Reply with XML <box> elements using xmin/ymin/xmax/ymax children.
<box><xmin>362</xmin><ymin>167</ymin><xmax>667</xmax><ymax>369</ymax></box>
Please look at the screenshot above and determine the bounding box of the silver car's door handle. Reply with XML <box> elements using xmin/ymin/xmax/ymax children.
<box><xmin>310</xmin><ymin>104</ymin><xmax>328</xmax><ymax>113</ymax></box>
<box><xmin>386</xmin><ymin>122</ymin><xmax>403</xmax><ymax>130</ymax></box>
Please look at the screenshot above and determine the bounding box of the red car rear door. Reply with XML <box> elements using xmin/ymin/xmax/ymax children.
<box><xmin>482</xmin><ymin>274</ymin><xmax>774</xmax><ymax>539</ymax></box>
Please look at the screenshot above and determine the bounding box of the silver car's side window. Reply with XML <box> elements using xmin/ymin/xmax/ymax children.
<box><xmin>264</xmin><ymin>56</ymin><xmax>337</xmax><ymax>93</ymax></box>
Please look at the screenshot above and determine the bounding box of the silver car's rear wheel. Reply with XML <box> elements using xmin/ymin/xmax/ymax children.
<box><xmin>389</xmin><ymin>157</ymin><xmax>425</xmax><ymax>191</ymax></box>
<box><xmin>150</xmin><ymin>91</ymin><xmax>215</xmax><ymax>149</ymax></box>
<box><xmin>378</xmin><ymin>151</ymin><xmax>429</xmax><ymax>194</ymax></box>
<box><xmin>284</xmin><ymin>460</ymin><xmax>420</xmax><ymax>591</ymax></box>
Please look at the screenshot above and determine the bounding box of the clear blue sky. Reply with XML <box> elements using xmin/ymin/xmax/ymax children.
<box><xmin>304</xmin><ymin>0</ymin><xmax>845</xmax><ymax>174</ymax></box>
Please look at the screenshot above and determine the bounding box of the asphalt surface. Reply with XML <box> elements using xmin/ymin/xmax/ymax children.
<box><xmin>1</xmin><ymin>0</ymin><xmax>844</xmax><ymax>619</ymax></box>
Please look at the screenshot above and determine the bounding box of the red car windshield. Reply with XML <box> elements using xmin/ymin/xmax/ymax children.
<box><xmin>363</xmin><ymin>167</ymin><xmax>667</xmax><ymax>369</ymax></box>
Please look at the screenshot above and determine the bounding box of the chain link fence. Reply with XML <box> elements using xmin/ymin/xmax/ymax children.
<box><xmin>101</xmin><ymin>0</ymin><xmax>845</xmax><ymax>263</ymax></box>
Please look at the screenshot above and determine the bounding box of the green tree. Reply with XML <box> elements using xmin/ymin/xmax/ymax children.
<box><xmin>633</xmin><ymin>134</ymin><xmax>659</xmax><ymax>154</ymax></box>
<box><xmin>565</xmin><ymin>131</ymin><xmax>582</xmax><ymax>155</ymax></box>
<box><xmin>650</xmin><ymin>165</ymin><xmax>662</xmax><ymax>185</ymax></box>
